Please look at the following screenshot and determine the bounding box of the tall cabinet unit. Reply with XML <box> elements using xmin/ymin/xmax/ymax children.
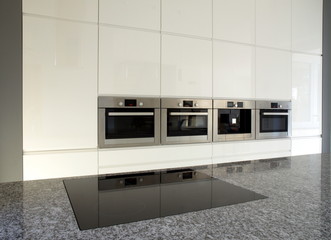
<box><xmin>22</xmin><ymin>0</ymin><xmax>324</xmax><ymax>180</ymax></box>
<box><xmin>98</xmin><ymin>0</ymin><xmax>161</xmax><ymax>97</ymax></box>
<box><xmin>23</xmin><ymin>0</ymin><xmax>99</xmax><ymax>180</ymax></box>
<box><xmin>291</xmin><ymin>0</ymin><xmax>323</xmax><ymax>156</ymax></box>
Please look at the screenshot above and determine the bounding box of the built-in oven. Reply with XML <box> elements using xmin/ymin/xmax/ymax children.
<box><xmin>98</xmin><ymin>97</ymin><xmax>160</xmax><ymax>148</ymax></box>
<box><xmin>213</xmin><ymin>100</ymin><xmax>255</xmax><ymax>141</ymax></box>
<box><xmin>161</xmin><ymin>98</ymin><xmax>212</xmax><ymax>144</ymax></box>
<box><xmin>256</xmin><ymin>101</ymin><xmax>291</xmax><ymax>139</ymax></box>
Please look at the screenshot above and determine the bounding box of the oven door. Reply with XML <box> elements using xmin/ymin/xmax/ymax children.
<box><xmin>213</xmin><ymin>109</ymin><xmax>255</xmax><ymax>141</ymax></box>
<box><xmin>98</xmin><ymin>108</ymin><xmax>160</xmax><ymax>148</ymax></box>
<box><xmin>161</xmin><ymin>109</ymin><xmax>212</xmax><ymax>144</ymax></box>
<box><xmin>256</xmin><ymin>109</ymin><xmax>291</xmax><ymax>139</ymax></box>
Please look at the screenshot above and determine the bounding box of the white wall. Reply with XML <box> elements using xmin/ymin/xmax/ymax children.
<box><xmin>23</xmin><ymin>0</ymin><xmax>323</xmax><ymax>180</ymax></box>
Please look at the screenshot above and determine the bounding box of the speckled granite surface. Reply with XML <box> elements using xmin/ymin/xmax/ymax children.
<box><xmin>0</xmin><ymin>153</ymin><xmax>330</xmax><ymax>240</ymax></box>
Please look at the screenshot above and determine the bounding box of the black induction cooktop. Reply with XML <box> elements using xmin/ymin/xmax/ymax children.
<box><xmin>64</xmin><ymin>165</ymin><xmax>267</xmax><ymax>230</ymax></box>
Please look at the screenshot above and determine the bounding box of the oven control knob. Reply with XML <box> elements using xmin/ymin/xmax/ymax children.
<box><xmin>118</xmin><ymin>102</ymin><xmax>124</xmax><ymax>106</ymax></box>
<box><xmin>194</xmin><ymin>103</ymin><xmax>199</xmax><ymax>107</ymax></box>
<box><xmin>234</xmin><ymin>104</ymin><xmax>238</xmax><ymax>108</ymax></box>
<box><xmin>178</xmin><ymin>103</ymin><xmax>183</xmax><ymax>107</ymax></box>
<box><xmin>279</xmin><ymin>105</ymin><xmax>283</xmax><ymax>108</ymax></box>
<box><xmin>139</xmin><ymin>102</ymin><xmax>144</xmax><ymax>107</ymax></box>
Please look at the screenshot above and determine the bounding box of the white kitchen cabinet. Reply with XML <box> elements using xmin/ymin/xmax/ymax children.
<box><xmin>99</xmin><ymin>26</ymin><xmax>160</xmax><ymax>96</ymax></box>
<box><xmin>292</xmin><ymin>54</ymin><xmax>322</xmax><ymax>137</ymax></box>
<box><xmin>255</xmin><ymin>47</ymin><xmax>292</xmax><ymax>100</ymax></box>
<box><xmin>23</xmin><ymin>16</ymin><xmax>98</xmax><ymax>151</ymax></box>
<box><xmin>99</xmin><ymin>0</ymin><xmax>160</xmax><ymax>31</ymax></box>
<box><xmin>256</xmin><ymin>0</ymin><xmax>291</xmax><ymax>50</ymax></box>
<box><xmin>213</xmin><ymin>0</ymin><xmax>255</xmax><ymax>44</ymax></box>
<box><xmin>23</xmin><ymin>150</ymin><xmax>98</xmax><ymax>180</ymax></box>
<box><xmin>23</xmin><ymin>0</ymin><xmax>98</xmax><ymax>23</ymax></box>
<box><xmin>162</xmin><ymin>0</ymin><xmax>212</xmax><ymax>38</ymax></box>
<box><xmin>212</xmin><ymin>139</ymin><xmax>291</xmax><ymax>164</ymax></box>
<box><xmin>161</xmin><ymin>34</ymin><xmax>212</xmax><ymax>98</ymax></box>
<box><xmin>213</xmin><ymin>41</ymin><xmax>255</xmax><ymax>99</ymax></box>
<box><xmin>292</xmin><ymin>0</ymin><xmax>323</xmax><ymax>54</ymax></box>
<box><xmin>99</xmin><ymin>144</ymin><xmax>212</xmax><ymax>174</ymax></box>
<box><xmin>291</xmin><ymin>137</ymin><xmax>321</xmax><ymax>156</ymax></box>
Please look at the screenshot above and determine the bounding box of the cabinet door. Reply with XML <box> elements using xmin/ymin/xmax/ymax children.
<box><xmin>23</xmin><ymin>150</ymin><xmax>98</xmax><ymax>180</ymax></box>
<box><xmin>292</xmin><ymin>0</ymin><xmax>323</xmax><ymax>54</ymax></box>
<box><xmin>161</xmin><ymin>34</ymin><xmax>212</xmax><ymax>98</ymax></box>
<box><xmin>162</xmin><ymin>0</ymin><xmax>212</xmax><ymax>38</ymax></box>
<box><xmin>99</xmin><ymin>144</ymin><xmax>212</xmax><ymax>174</ymax></box>
<box><xmin>292</xmin><ymin>54</ymin><xmax>322</xmax><ymax>137</ymax></box>
<box><xmin>99</xmin><ymin>26</ymin><xmax>160</xmax><ymax>96</ymax></box>
<box><xmin>255</xmin><ymin>47</ymin><xmax>292</xmax><ymax>100</ymax></box>
<box><xmin>213</xmin><ymin>41</ymin><xmax>255</xmax><ymax>99</ymax></box>
<box><xmin>212</xmin><ymin>139</ymin><xmax>291</xmax><ymax>164</ymax></box>
<box><xmin>23</xmin><ymin>16</ymin><xmax>98</xmax><ymax>151</ymax></box>
<box><xmin>23</xmin><ymin>0</ymin><xmax>98</xmax><ymax>23</ymax></box>
<box><xmin>256</xmin><ymin>0</ymin><xmax>291</xmax><ymax>50</ymax></box>
<box><xmin>99</xmin><ymin>0</ymin><xmax>160</xmax><ymax>30</ymax></box>
<box><xmin>291</xmin><ymin>137</ymin><xmax>321</xmax><ymax>156</ymax></box>
<box><xmin>213</xmin><ymin>0</ymin><xmax>255</xmax><ymax>44</ymax></box>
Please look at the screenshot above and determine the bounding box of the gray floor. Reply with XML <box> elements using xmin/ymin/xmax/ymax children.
<box><xmin>0</xmin><ymin>154</ymin><xmax>330</xmax><ymax>240</ymax></box>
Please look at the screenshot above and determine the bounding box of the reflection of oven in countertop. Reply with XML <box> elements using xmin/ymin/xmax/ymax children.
<box><xmin>253</xmin><ymin>157</ymin><xmax>291</xmax><ymax>172</ymax></box>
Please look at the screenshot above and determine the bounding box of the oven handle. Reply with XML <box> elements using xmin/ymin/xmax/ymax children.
<box><xmin>169</xmin><ymin>112</ymin><xmax>208</xmax><ymax>116</ymax></box>
<box><xmin>108</xmin><ymin>112</ymin><xmax>154</xmax><ymax>116</ymax></box>
<box><xmin>262</xmin><ymin>112</ymin><xmax>289</xmax><ymax>116</ymax></box>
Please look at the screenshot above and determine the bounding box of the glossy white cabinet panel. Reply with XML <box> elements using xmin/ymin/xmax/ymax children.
<box><xmin>212</xmin><ymin>139</ymin><xmax>291</xmax><ymax>164</ymax></box>
<box><xmin>161</xmin><ymin>35</ymin><xmax>212</xmax><ymax>98</ymax></box>
<box><xmin>99</xmin><ymin>144</ymin><xmax>212</xmax><ymax>174</ymax></box>
<box><xmin>291</xmin><ymin>137</ymin><xmax>321</xmax><ymax>156</ymax></box>
<box><xmin>213</xmin><ymin>41</ymin><xmax>255</xmax><ymax>99</ymax></box>
<box><xmin>23</xmin><ymin>16</ymin><xmax>98</xmax><ymax>151</ymax></box>
<box><xmin>23</xmin><ymin>150</ymin><xmax>98</xmax><ymax>180</ymax></box>
<box><xmin>99</xmin><ymin>27</ymin><xmax>160</xmax><ymax>96</ymax></box>
<box><xmin>162</xmin><ymin>0</ymin><xmax>212</xmax><ymax>38</ymax></box>
<box><xmin>213</xmin><ymin>0</ymin><xmax>255</xmax><ymax>44</ymax></box>
<box><xmin>99</xmin><ymin>0</ymin><xmax>160</xmax><ymax>30</ymax></box>
<box><xmin>23</xmin><ymin>0</ymin><xmax>98</xmax><ymax>23</ymax></box>
<box><xmin>292</xmin><ymin>54</ymin><xmax>322</xmax><ymax>137</ymax></box>
<box><xmin>292</xmin><ymin>0</ymin><xmax>323</xmax><ymax>54</ymax></box>
<box><xmin>255</xmin><ymin>48</ymin><xmax>292</xmax><ymax>100</ymax></box>
<box><xmin>256</xmin><ymin>0</ymin><xmax>291</xmax><ymax>50</ymax></box>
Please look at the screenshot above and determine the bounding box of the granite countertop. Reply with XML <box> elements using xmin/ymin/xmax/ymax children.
<box><xmin>0</xmin><ymin>154</ymin><xmax>330</xmax><ymax>240</ymax></box>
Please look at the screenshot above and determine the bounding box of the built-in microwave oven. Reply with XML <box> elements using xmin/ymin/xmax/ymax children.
<box><xmin>161</xmin><ymin>98</ymin><xmax>213</xmax><ymax>145</ymax></box>
<box><xmin>98</xmin><ymin>97</ymin><xmax>160</xmax><ymax>148</ymax></box>
<box><xmin>256</xmin><ymin>101</ymin><xmax>291</xmax><ymax>139</ymax></box>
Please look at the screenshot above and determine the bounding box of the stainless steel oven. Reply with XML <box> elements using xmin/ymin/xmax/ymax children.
<box><xmin>161</xmin><ymin>98</ymin><xmax>212</xmax><ymax>144</ymax></box>
<box><xmin>213</xmin><ymin>100</ymin><xmax>255</xmax><ymax>141</ymax></box>
<box><xmin>256</xmin><ymin>101</ymin><xmax>291</xmax><ymax>139</ymax></box>
<box><xmin>98</xmin><ymin>97</ymin><xmax>160</xmax><ymax>148</ymax></box>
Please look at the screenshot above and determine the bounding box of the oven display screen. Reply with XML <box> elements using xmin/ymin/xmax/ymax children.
<box><xmin>183</xmin><ymin>101</ymin><xmax>193</xmax><ymax>107</ymax></box>
<box><xmin>125</xmin><ymin>99</ymin><xmax>137</xmax><ymax>107</ymax></box>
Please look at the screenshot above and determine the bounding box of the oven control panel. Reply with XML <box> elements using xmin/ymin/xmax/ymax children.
<box><xmin>256</xmin><ymin>101</ymin><xmax>291</xmax><ymax>110</ymax></box>
<box><xmin>161</xmin><ymin>99</ymin><xmax>212</xmax><ymax>109</ymax></box>
<box><xmin>98</xmin><ymin>97</ymin><xmax>160</xmax><ymax>109</ymax></box>
<box><xmin>226</xmin><ymin>101</ymin><xmax>244</xmax><ymax>108</ymax></box>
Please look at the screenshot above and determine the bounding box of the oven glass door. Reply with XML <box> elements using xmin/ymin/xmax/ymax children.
<box><xmin>260</xmin><ymin>110</ymin><xmax>288</xmax><ymax>133</ymax></box>
<box><xmin>167</xmin><ymin>109</ymin><xmax>208</xmax><ymax>137</ymax></box>
<box><xmin>218</xmin><ymin>109</ymin><xmax>251</xmax><ymax>134</ymax></box>
<box><xmin>105</xmin><ymin>108</ymin><xmax>155</xmax><ymax>139</ymax></box>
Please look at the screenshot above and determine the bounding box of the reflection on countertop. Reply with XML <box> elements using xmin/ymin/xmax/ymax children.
<box><xmin>0</xmin><ymin>154</ymin><xmax>330</xmax><ymax>240</ymax></box>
